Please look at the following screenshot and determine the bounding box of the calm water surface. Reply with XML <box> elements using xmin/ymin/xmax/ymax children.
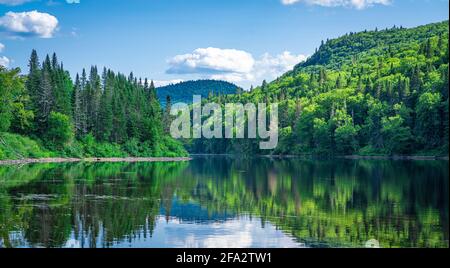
<box><xmin>0</xmin><ymin>157</ymin><xmax>448</xmax><ymax>248</ymax></box>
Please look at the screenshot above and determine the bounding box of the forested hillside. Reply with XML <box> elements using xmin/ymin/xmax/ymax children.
<box><xmin>191</xmin><ymin>21</ymin><xmax>449</xmax><ymax>156</ymax></box>
<box><xmin>1</xmin><ymin>51</ymin><xmax>187</xmax><ymax>160</ymax></box>
<box><xmin>157</xmin><ymin>79</ymin><xmax>239</xmax><ymax>106</ymax></box>
<box><xmin>1</xmin><ymin>21</ymin><xmax>448</xmax><ymax>159</ymax></box>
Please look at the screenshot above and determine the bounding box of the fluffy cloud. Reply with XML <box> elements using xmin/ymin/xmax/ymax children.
<box><xmin>0</xmin><ymin>56</ymin><xmax>10</xmax><ymax>67</ymax></box>
<box><xmin>167</xmin><ymin>47</ymin><xmax>254</xmax><ymax>75</ymax></box>
<box><xmin>281</xmin><ymin>0</ymin><xmax>391</xmax><ymax>9</ymax></box>
<box><xmin>0</xmin><ymin>43</ymin><xmax>8</xmax><ymax>67</ymax></box>
<box><xmin>0</xmin><ymin>10</ymin><xmax>59</xmax><ymax>38</ymax></box>
<box><xmin>0</xmin><ymin>0</ymin><xmax>33</xmax><ymax>5</ymax></box>
<box><xmin>1</xmin><ymin>0</ymin><xmax>80</xmax><ymax>5</ymax></box>
<box><xmin>253</xmin><ymin>51</ymin><xmax>307</xmax><ymax>81</ymax></box>
<box><xmin>167</xmin><ymin>47</ymin><xmax>307</xmax><ymax>88</ymax></box>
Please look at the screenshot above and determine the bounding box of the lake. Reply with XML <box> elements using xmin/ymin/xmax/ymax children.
<box><xmin>0</xmin><ymin>156</ymin><xmax>448</xmax><ymax>248</ymax></box>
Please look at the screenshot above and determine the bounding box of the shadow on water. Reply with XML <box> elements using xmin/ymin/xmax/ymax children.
<box><xmin>0</xmin><ymin>157</ymin><xmax>448</xmax><ymax>248</ymax></box>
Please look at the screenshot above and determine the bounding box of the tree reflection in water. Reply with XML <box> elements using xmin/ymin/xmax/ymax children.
<box><xmin>0</xmin><ymin>157</ymin><xmax>448</xmax><ymax>248</ymax></box>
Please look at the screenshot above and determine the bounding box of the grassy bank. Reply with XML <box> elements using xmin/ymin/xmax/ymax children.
<box><xmin>0</xmin><ymin>157</ymin><xmax>192</xmax><ymax>166</ymax></box>
<box><xmin>0</xmin><ymin>132</ymin><xmax>188</xmax><ymax>161</ymax></box>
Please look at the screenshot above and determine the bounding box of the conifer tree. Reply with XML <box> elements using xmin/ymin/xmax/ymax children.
<box><xmin>163</xmin><ymin>95</ymin><xmax>172</xmax><ymax>133</ymax></box>
<box><xmin>26</xmin><ymin>50</ymin><xmax>41</xmax><ymax>112</ymax></box>
<box><xmin>72</xmin><ymin>74</ymin><xmax>84</xmax><ymax>138</ymax></box>
<box><xmin>36</xmin><ymin>60</ymin><xmax>54</xmax><ymax>133</ymax></box>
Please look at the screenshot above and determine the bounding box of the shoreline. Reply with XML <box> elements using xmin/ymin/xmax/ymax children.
<box><xmin>0</xmin><ymin>157</ymin><xmax>192</xmax><ymax>166</ymax></box>
<box><xmin>340</xmin><ymin>155</ymin><xmax>449</xmax><ymax>161</ymax></box>
<box><xmin>1</xmin><ymin>154</ymin><xmax>448</xmax><ymax>165</ymax></box>
<box><xmin>191</xmin><ymin>154</ymin><xmax>449</xmax><ymax>161</ymax></box>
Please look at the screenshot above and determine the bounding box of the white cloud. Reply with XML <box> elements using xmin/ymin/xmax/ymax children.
<box><xmin>253</xmin><ymin>51</ymin><xmax>307</xmax><ymax>81</ymax></box>
<box><xmin>282</xmin><ymin>0</ymin><xmax>301</xmax><ymax>4</ymax></box>
<box><xmin>167</xmin><ymin>47</ymin><xmax>254</xmax><ymax>75</ymax></box>
<box><xmin>167</xmin><ymin>47</ymin><xmax>307</xmax><ymax>88</ymax></box>
<box><xmin>0</xmin><ymin>0</ymin><xmax>81</xmax><ymax>5</ymax></box>
<box><xmin>0</xmin><ymin>56</ymin><xmax>10</xmax><ymax>67</ymax></box>
<box><xmin>0</xmin><ymin>42</ymin><xmax>8</xmax><ymax>67</ymax></box>
<box><xmin>0</xmin><ymin>10</ymin><xmax>59</xmax><ymax>38</ymax></box>
<box><xmin>0</xmin><ymin>0</ymin><xmax>33</xmax><ymax>6</ymax></box>
<box><xmin>281</xmin><ymin>0</ymin><xmax>391</xmax><ymax>9</ymax></box>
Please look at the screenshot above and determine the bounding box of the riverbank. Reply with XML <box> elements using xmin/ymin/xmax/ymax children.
<box><xmin>0</xmin><ymin>157</ymin><xmax>192</xmax><ymax>166</ymax></box>
<box><xmin>2</xmin><ymin>154</ymin><xmax>448</xmax><ymax>166</ymax></box>
<box><xmin>341</xmin><ymin>155</ymin><xmax>449</xmax><ymax>161</ymax></box>
<box><xmin>0</xmin><ymin>132</ymin><xmax>189</xmax><ymax>163</ymax></box>
<box><xmin>191</xmin><ymin>154</ymin><xmax>449</xmax><ymax>161</ymax></box>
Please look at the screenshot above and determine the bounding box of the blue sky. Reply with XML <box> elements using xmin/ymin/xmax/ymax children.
<box><xmin>0</xmin><ymin>0</ymin><xmax>448</xmax><ymax>89</ymax></box>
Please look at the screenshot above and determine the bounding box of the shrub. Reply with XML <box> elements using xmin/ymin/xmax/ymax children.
<box><xmin>44</xmin><ymin>112</ymin><xmax>74</xmax><ymax>150</ymax></box>
<box><xmin>0</xmin><ymin>132</ymin><xmax>51</xmax><ymax>159</ymax></box>
<box><xmin>122</xmin><ymin>138</ymin><xmax>140</xmax><ymax>156</ymax></box>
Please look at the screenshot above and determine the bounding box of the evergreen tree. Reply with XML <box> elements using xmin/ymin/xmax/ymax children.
<box><xmin>97</xmin><ymin>69</ymin><xmax>114</xmax><ymax>141</ymax></box>
<box><xmin>36</xmin><ymin>60</ymin><xmax>54</xmax><ymax>134</ymax></box>
<box><xmin>72</xmin><ymin>74</ymin><xmax>84</xmax><ymax>138</ymax></box>
<box><xmin>26</xmin><ymin>50</ymin><xmax>41</xmax><ymax>112</ymax></box>
<box><xmin>163</xmin><ymin>95</ymin><xmax>172</xmax><ymax>133</ymax></box>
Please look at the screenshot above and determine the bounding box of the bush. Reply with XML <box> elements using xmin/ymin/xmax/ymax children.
<box><xmin>44</xmin><ymin>112</ymin><xmax>74</xmax><ymax>150</ymax></box>
<box><xmin>123</xmin><ymin>138</ymin><xmax>140</xmax><ymax>156</ymax></box>
<box><xmin>381</xmin><ymin>115</ymin><xmax>413</xmax><ymax>155</ymax></box>
<box><xmin>0</xmin><ymin>132</ymin><xmax>52</xmax><ymax>160</ymax></box>
<box><xmin>0</xmin><ymin>131</ymin><xmax>188</xmax><ymax>160</ymax></box>
<box><xmin>62</xmin><ymin>140</ymin><xmax>84</xmax><ymax>158</ymax></box>
<box><xmin>80</xmin><ymin>134</ymin><xmax>126</xmax><ymax>157</ymax></box>
<box><xmin>80</xmin><ymin>133</ymin><xmax>96</xmax><ymax>157</ymax></box>
<box><xmin>160</xmin><ymin>136</ymin><xmax>188</xmax><ymax>157</ymax></box>
<box><xmin>358</xmin><ymin>145</ymin><xmax>387</xmax><ymax>156</ymax></box>
<box><xmin>95</xmin><ymin>143</ymin><xmax>126</xmax><ymax>157</ymax></box>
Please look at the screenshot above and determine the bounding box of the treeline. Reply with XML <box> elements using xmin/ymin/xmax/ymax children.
<box><xmin>1</xmin><ymin>50</ymin><xmax>186</xmax><ymax>159</ymax></box>
<box><xmin>190</xmin><ymin>21</ymin><xmax>449</xmax><ymax>156</ymax></box>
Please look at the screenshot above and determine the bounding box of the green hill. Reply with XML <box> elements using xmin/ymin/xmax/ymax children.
<box><xmin>157</xmin><ymin>80</ymin><xmax>239</xmax><ymax>106</ymax></box>
<box><xmin>192</xmin><ymin>21</ymin><xmax>449</xmax><ymax>156</ymax></box>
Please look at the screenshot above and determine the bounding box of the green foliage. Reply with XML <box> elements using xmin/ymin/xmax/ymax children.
<box><xmin>80</xmin><ymin>133</ymin><xmax>126</xmax><ymax>158</ymax></box>
<box><xmin>0</xmin><ymin>50</ymin><xmax>188</xmax><ymax>159</ymax></box>
<box><xmin>0</xmin><ymin>67</ymin><xmax>25</xmax><ymax>132</ymax></box>
<box><xmin>381</xmin><ymin>115</ymin><xmax>413</xmax><ymax>154</ymax></box>
<box><xmin>45</xmin><ymin>112</ymin><xmax>74</xmax><ymax>150</ymax></box>
<box><xmin>193</xmin><ymin>21</ymin><xmax>449</xmax><ymax>157</ymax></box>
<box><xmin>415</xmin><ymin>92</ymin><xmax>442</xmax><ymax>148</ymax></box>
<box><xmin>10</xmin><ymin>101</ymin><xmax>35</xmax><ymax>135</ymax></box>
<box><xmin>313</xmin><ymin>118</ymin><xmax>332</xmax><ymax>154</ymax></box>
<box><xmin>159</xmin><ymin>136</ymin><xmax>189</xmax><ymax>157</ymax></box>
<box><xmin>335</xmin><ymin>123</ymin><xmax>359</xmax><ymax>155</ymax></box>
<box><xmin>0</xmin><ymin>133</ymin><xmax>52</xmax><ymax>160</ymax></box>
<box><xmin>123</xmin><ymin>138</ymin><xmax>141</xmax><ymax>156</ymax></box>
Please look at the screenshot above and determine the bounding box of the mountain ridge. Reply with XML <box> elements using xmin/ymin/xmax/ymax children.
<box><xmin>157</xmin><ymin>79</ymin><xmax>239</xmax><ymax>106</ymax></box>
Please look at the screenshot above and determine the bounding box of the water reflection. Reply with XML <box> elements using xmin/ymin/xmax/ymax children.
<box><xmin>0</xmin><ymin>157</ymin><xmax>448</xmax><ymax>248</ymax></box>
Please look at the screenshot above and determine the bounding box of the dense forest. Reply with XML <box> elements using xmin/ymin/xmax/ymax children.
<box><xmin>1</xmin><ymin>21</ymin><xmax>449</xmax><ymax>160</ymax></box>
<box><xmin>190</xmin><ymin>21</ymin><xmax>449</xmax><ymax>156</ymax></box>
<box><xmin>157</xmin><ymin>79</ymin><xmax>239</xmax><ymax>106</ymax></box>
<box><xmin>0</xmin><ymin>51</ymin><xmax>187</xmax><ymax>160</ymax></box>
